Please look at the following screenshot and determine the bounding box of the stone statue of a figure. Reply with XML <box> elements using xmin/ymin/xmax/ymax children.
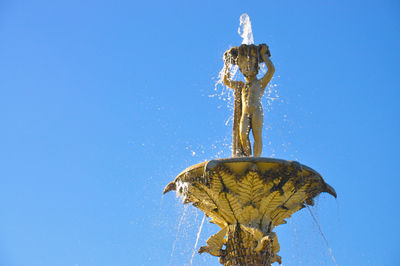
<box><xmin>223</xmin><ymin>44</ymin><xmax>275</xmax><ymax>157</ymax></box>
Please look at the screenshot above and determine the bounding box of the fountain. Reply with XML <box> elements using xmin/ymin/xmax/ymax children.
<box><xmin>163</xmin><ymin>14</ymin><xmax>336</xmax><ymax>265</ymax></box>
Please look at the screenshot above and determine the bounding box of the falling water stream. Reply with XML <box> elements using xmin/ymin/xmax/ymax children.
<box><xmin>307</xmin><ymin>206</ymin><xmax>338</xmax><ymax>266</ymax></box>
<box><xmin>169</xmin><ymin>205</ymin><xmax>188</xmax><ymax>266</ymax></box>
<box><xmin>190</xmin><ymin>214</ymin><xmax>206</xmax><ymax>265</ymax></box>
<box><xmin>289</xmin><ymin>219</ymin><xmax>302</xmax><ymax>266</ymax></box>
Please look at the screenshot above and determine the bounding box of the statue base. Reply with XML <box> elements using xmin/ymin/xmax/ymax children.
<box><xmin>163</xmin><ymin>157</ymin><xmax>336</xmax><ymax>265</ymax></box>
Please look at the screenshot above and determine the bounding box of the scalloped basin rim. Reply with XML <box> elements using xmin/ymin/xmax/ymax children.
<box><xmin>175</xmin><ymin>157</ymin><xmax>319</xmax><ymax>180</ymax></box>
<box><xmin>164</xmin><ymin>157</ymin><xmax>336</xmax><ymax>198</ymax></box>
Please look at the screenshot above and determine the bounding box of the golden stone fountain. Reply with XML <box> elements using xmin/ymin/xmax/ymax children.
<box><xmin>163</xmin><ymin>17</ymin><xmax>336</xmax><ymax>266</ymax></box>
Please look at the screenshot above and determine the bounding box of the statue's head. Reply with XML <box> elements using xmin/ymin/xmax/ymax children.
<box><xmin>224</xmin><ymin>44</ymin><xmax>270</xmax><ymax>79</ymax></box>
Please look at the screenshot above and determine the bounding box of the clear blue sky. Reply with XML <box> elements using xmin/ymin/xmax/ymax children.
<box><xmin>1</xmin><ymin>1</ymin><xmax>399</xmax><ymax>265</ymax></box>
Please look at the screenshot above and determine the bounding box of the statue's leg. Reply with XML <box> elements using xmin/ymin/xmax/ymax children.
<box><xmin>240</xmin><ymin>113</ymin><xmax>252</xmax><ymax>156</ymax></box>
<box><xmin>252</xmin><ymin>111</ymin><xmax>263</xmax><ymax>157</ymax></box>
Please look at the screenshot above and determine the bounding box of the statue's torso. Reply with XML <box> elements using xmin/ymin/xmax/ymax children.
<box><xmin>241</xmin><ymin>79</ymin><xmax>264</xmax><ymax>114</ymax></box>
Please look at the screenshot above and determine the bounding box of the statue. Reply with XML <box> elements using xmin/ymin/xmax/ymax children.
<box><xmin>223</xmin><ymin>44</ymin><xmax>275</xmax><ymax>157</ymax></box>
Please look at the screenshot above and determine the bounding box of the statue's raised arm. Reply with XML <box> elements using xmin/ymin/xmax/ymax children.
<box><xmin>223</xmin><ymin>56</ymin><xmax>244</xmax><ymax>91</ymax></box>
<box><xmin>259</xmin><ymin>44</ymin><xmax>275</xmax><ymax>90</ymax></box>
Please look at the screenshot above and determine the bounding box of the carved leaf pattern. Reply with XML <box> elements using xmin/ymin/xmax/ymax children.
<box><xmin>217</xmin><ymin>192</ymin><xmax>236</xmax><ymax>224</ymax></box>
<box><xmin>220</xmin><ymin>170</ymin><xmax>239</xmax><ymax>194</ymax></box>
<box><xmin>225</xmin><ymin>192</ymin><xmax>242</xmax><ymax>219</ymax></box>
<box><xmin>259</xmin><ymin>191</ymin><xmax>281</xmax><ymax>223</ymax></box>
<box><xmin>237</xmin><ymin>171</ymin><xmax>265</xmax><ymax>206</ymax></box>
<box><xmin>211</xmin><ymin>174</ymin><xmax>224</xmax><ymax>193</ymax></box>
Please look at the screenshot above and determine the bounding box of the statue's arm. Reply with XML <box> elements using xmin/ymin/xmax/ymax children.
<box><xmin>223</xmin><ymin>67</ymin><xmax>244</xmax><ymax>90</ymax></box>
<box><xmin>260</xmin><ymin>53</ymin><xmax>275</xmax><ymax>89</ymax></box>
